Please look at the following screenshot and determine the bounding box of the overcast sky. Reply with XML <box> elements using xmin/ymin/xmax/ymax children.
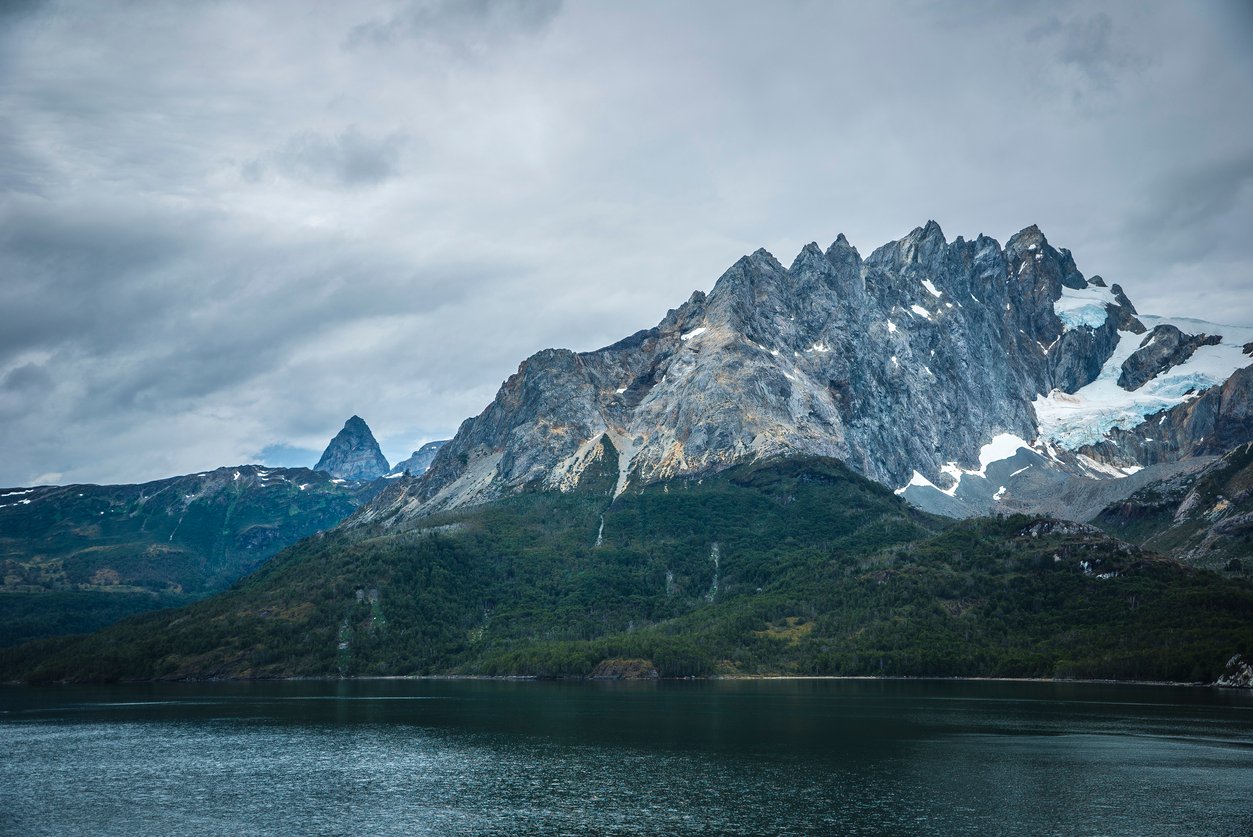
<box><xmin>1</xmin><ymin>0</ymin><xmax>1251</xmax><ymax>486</ymax></box>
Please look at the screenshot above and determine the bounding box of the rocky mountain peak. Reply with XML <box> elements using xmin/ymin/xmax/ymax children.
<box><xmin>388</xmin><ymin>440</ymin><xmax>449</xmax><ymax>477</ymax></box>
<box><xmin>354</xmin><ymin>222</ymin><xmax>1252</xmax><ymax>526</ymax></box>
<box><xmin>865</xmin><ymin>221</ymin><xmax>946</xmax><ymax>271</ymax></box>
<box><xmin>790</xmin><ymin>242</ymin><xmax>827</xmax><ymax>272</ymax></box>
<box><xmin>314</xmin><ymin>416</ymin><xmax>390</xmax><ymax>481</ymax></box>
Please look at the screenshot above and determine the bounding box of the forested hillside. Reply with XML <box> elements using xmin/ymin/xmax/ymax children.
<box><xmin>6</xmin><ymin>455</ymin><xmax>1250</xmax><ymax>684</ymax></box>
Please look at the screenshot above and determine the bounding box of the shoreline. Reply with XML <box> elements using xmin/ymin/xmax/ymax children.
<box><xmin>351</xmin><ymin>673</ymin><xmax>1232</xmax><ymax>689</ymax></box>
<box><xmin>2</xmin><ymin>673</ymin><xmax>1229</xmax><ymax>689</ymax></box>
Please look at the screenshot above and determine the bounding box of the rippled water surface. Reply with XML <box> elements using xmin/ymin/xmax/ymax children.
<box><xmin>1</xmin><ymin>679</ymin><xmax>1250</xmax><ymax>835</ymax></box>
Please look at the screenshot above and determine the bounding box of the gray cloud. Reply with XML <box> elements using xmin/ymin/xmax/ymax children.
<box><xmin>346</xmin><ymin>0</ymin><xmax>563</xmax><ymax>51</ymax></box>
<box><xmin>0</xmin><ymin>0</ymin><xmax>45</xmax><ymax>23</ymax></box>
<box><xmin>1028</xmin><ymin>13</ymin><xmax>1118</xmax><ymax>81</ymax></box>
<box><xmin>0</xmin><ymin>362</ymin><xmax>51</xmax><ymax>393</ymax></box>
<box><xmin>1135</xmin><ymin>151</ymin><xmax>1253</xmax><ymax>235</ymax></box>
<box><xmin>245</xmin><ymin>127</ymin><xmax>409</xmax><ymax>188</ymax></box>
<box><xmin>0</xmin><ymin>0</ymin><xmax>1250</xmax><ymax>486</ymax></box>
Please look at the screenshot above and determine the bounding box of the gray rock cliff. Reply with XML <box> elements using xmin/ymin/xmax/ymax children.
<box><xmin>388</xmin><ymin>441</ymin><xmax>449</xmax><ymax>477</ymax></box>
<box><xmin>357</xmin><ymin>223</ymin><xmax>1250</xmax><ymax>525</ymax></box>
<box><xmin>314</xmin><ymin>416</ymin><xmax>390</xmax><ymax>481</ymax></box>
<box><xmin>1118</xmin><ymin>325</ymin><xmax>1221</xmax><ymax>391</ymax></box>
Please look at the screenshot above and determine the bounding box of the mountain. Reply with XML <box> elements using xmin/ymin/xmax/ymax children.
<box><xmin>6</xmin><ymin>222</ymin><xmax>1251</xmax><ymax>684</ymax></box>
<box><xmin>313</xmin><ymin>416</ymin><xmax>390</xmax><ymax>480</ymax></box>
<box><xmin>387</xmin><ymin>441</ymin><xmax>449</xmax><ymax>477</ymax></box>
<box><xmin>0</xmin><ymin>466</ymin><xmax>376</xmax><ymax>646</ymax></box>
<box><xmin>1093</xmin><ymin>442</ymin><xmax>1253</xmax><ymax>573</ymax></box>
<box><xmin>5</xmin><ymin>456</ymin><xmax>1250</xmax><ymax>684</ymax></box>
<box><xmin>359</xmin><ymin>223</ymin><xmax>1253</xmax><ymax>527</ymax></box>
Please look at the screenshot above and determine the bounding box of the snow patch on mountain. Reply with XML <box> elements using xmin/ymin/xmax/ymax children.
<box><xmin>973</xmin><ymin>434</ymin><xmax>1033</xmax><ymax>476</ymax></box>
<box><xmin>894</xmin><ymin>470</ymin><xmax>943</xmax><ymax>496</ymax></box>
<box><xmin>1034</xmin><ymin>316</ymin><xmax>1253</xmax><ymax>448</ymax></box>
<box><xmin>915</xmin><ymin>433</ymin><xmax>1034</xmax><ymax>497</ymax></box>
<box><xmin>1054</xmin><ymin>283</ymin><xmax>1119</xmax><ymax>330</ymax></box>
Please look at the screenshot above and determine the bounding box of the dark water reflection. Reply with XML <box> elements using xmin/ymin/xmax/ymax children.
<box><xmin>1</xmin><ymin>679</ymin><xmax>1250</xmax><ymax>835</ymax></box>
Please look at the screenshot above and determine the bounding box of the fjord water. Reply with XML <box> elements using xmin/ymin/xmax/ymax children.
<box><xmin>1</xmin><ymin>680</ymin><xmax>1249</xmax><ymax>836</ymax></box>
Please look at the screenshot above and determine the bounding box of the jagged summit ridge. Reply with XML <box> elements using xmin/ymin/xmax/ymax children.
<box><xmin>314</xmin><ymin>416</ymin><xmax>390</xmax><ymax>481</ymax></box>
<box><xmin>362</xmin><ymin>222</ymin><xmax>1251</xmax><ymax>523</ymax></box>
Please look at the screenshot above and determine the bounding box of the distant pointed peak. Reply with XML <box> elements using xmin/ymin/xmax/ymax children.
<box><xmin>895</xmin><ymin>220</ymin><xmax>945</xmax><ymax>247</ymax></box>
<box><xmin>826</xmin><ymin>233</ymin><xmax>860</xmax><ymax>260</ymax></box>
<box><xmin>889</xmin><ymin>221</ymin><xmax>947</xmax><ymax>266</ymax></box>
<box><xmin>744</xmin><ymin>247</ymin><xmax>785</xmax><ymax>273</ymax></box>
<box><xmin>1008</xmin><ymin>224</ymin><xmax>1047</xmax><ymax>247</ymax></box>
<box><xmin>789</xmin><ymin>242</ymin><xmax>826</xmax><ymax>272</ymax></box>
<box><xmin>315</xmin><ymin>415</ymin><xmax>389</xmax><ymax>481</ymax></box>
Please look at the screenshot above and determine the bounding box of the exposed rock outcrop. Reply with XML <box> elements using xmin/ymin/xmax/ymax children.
<box><xmin>589</xmin><ymin>658</ymin><xmax>660</xmax><ymax>680</ymax></box>
<box><xmin>1081</xmin><ymin>365</ymin><xmax>1253</xmax><ymax>466</ymax></box>
<box><xmin>354</xmin><ymin>222</ymin><xmax>1249</xmax><ymax>526</ymax></box>
<box><xmin>1093</xmin><ymin>441</ymin><xmax>1253</xmax><ymax>572</ymax></box>
<box><xmin>314</xmin><ymin>416</ymin><xmax>390</xmax><ymax>481</ymax></box>
<box><xmin>388</xmin><ymin>441</ymin><xmax>448</xmax><ymax>477</ymax></box>
<box><xmin>1118</xmin><ymin>325</ymin><xmax>1221</xmax><ymax>391</ymax></box>
<box><xmin>1216</xmin><ymin>654</ymin><xmax>1253</xmax><ymax>688</ymax></box>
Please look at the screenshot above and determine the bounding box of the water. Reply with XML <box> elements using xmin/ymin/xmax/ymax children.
<box><xmin>1</xmin><ymin>679</ymin><xmax>1250</xmax><ymax>835</ymax></box>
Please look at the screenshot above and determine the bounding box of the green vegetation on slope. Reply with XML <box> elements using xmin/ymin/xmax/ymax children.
<box><xmin>3</xmin><ymin>454</ymin><xmax>1251</xmax><ymax>684</ymax></box>
<box><xmin>1095</xmin><ymin>442</ymin><xmax>1253</xmax><ymax>574</ymax></box>
<box><xmin>0</xmin><ymin>590</ymin><xmax>195</xmax><ymax>648</ymax></box>
<box><xmin>0</xmin><ymin>465</ymin><xmax>376</xmax><ymax>646</ymax></box>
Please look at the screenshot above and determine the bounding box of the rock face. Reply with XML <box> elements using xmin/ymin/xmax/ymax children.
<box><xmin>1093</xmin><ymin>441</ymin><xmax>1253</xmax><ymax>573</ymax></box>
<box><xmin>1117</xmin><ymin>325</ymin><xmax>1221</xmax><ymax>391</ymax></box>
<box><xmin>314</xmin><ymin>416</ymin><xmax>390</xmax><ymax>481</ymax></box>
<box><xmin>387</xmin><ymin>441</ymin><xmax>448</xmax><ymax>477</ymax></box>
<box><xmin>359</xmin><ymin>223</ymin><xmax>1253</xmax><ymax>524</ymax></box>
<box><xmin>1081</xmin><ymin>365</ymin><xmax>1253</xmax><ymax>467</ymax></box>
<box><xmin>1217</xmin><ymin>654</ymin><xmax>1253</xmax><ymax>688</ymax></box>
<box><xmin>588</xmin><ymin>658</ymin><xmax>660</xmax><ymax>680</ymax></box>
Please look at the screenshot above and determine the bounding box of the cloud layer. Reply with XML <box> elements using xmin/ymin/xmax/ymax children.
<box><xmin>2</xmin><ymin>0</ymin><xmax>1251</xmax><ymax>485</ymax></box>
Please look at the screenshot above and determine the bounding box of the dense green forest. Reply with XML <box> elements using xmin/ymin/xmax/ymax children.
<box><xmin>0</xmin><ymin>590</ymin><xmax>196</xmax><ymax>648</ymax></box>
<box><xmin>3</xmin><ymin>455</ymin><xmax>1251</xmax><ymax>684</ymax></box>
<box><xmin>0</xmin><ymin>465</ymin><xmax>376</xmax><ymax>646</ymax></box>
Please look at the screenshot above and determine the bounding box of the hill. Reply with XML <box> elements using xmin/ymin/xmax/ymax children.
<box><xmin>6</xmin><ymin>453</ymin><xmax>1249</xmax><ymax>684</ymax></box>
<box><xmin>0</xmin><ymin>465</ymin><xmax>377</xmax><ymax>646</ymax></box>
<box><xmin>1094</xmin><ymin>442</ymin><xmax>1253</xmax><ymax>574</ymax></box>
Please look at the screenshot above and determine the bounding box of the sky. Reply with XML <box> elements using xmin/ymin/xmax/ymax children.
<box><xmin>1</xmin><ymin>0</ymin><xmax>1251</xmax><ymax>487</ymax></box>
